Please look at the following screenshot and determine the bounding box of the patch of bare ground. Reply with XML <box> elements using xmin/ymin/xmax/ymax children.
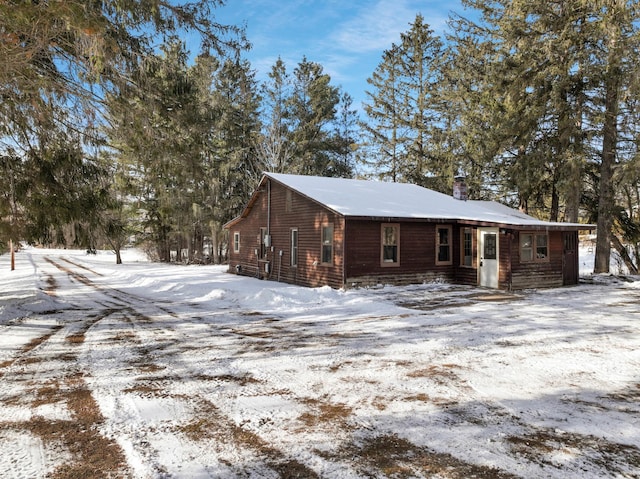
<box><xmin>123</xmin><ymin>383</ymin><xmax>163</xmax><ymax>395</ymax></box>
<box><xmin>0</xmin><ymin>299</ymin><xmax>130</xmax><ymax>478</ymax></box>
<box><xmin>349</xmin><ymin>434</ymin><xmax>519</xmax><ymax>479</ymax></box>
<box><xmin>0</xmin><ymin>325</ymin><xmax>64</xmax><ymax>370</ymax></box>
<box><xmin>398</xmin><ymin>290</ymin><xmax>522</xmax><ymax>311</ymax></box>
<box><xmin>403</xmin><ymin>393</ymin><xmax>431</xmax><ymax>403</ymax></box>
<box><xmin>298</xmin><ymin>398</ymin><xmax>353</xmax><ymax>431</ymax></box>
<box><xmin>178</xmin><ymin>399</ymin><xmax>320</xmax><ymax>478</ymax></box>
<box><xmin>605</xmin><ymin>382</ymin><xmax>640</xmax><ymax>403</ymax></box>
<box><xmin>32</xmin><ymin>380</ymin><xmax>62</xmax><ymax>407</ymax></box>
<box><xmin>135</xmin><ymin>362</ymin><xmax>166</xmax><ymax>373</ymax></box>
<box><xmin>194</xmin><ymin>372</ymin><xmax>262</xmax><ymax>385</ymax></box>
<box><xmin>44</xmin><ymin>274</ymin><xmax>58</xmax><ymax>296</ymax></box>
<box><xmin>66</xmin><ymin>311</ymin><xmax>115</xmax><ymax>345</ymax></box>
<box><xmin>110</xmin><ymin>331</ymin><xmax>138</xmax><ymax>343</ymax></box>
<box><xmin>507</xmin><ymin>428</ymin><xmax>640</xmax><ymax>474</ymax></box>
<box><xmin>407</xmin><ymin>363</ymin><xmax>463</xmax><ymax>384</ymax></box>
<box><xmin>60</xmin><ymin>258</ymin><xmax>102</xmax><ymax>276</ymax></box>
<box><xmin>3</xmin><ymin>373</ymin><xmax>129</xmax><ymax>478</ymax></box>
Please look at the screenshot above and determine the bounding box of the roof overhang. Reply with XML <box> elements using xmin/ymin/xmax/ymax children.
<box><xmin>344</xmin><ymin>216</ymin><xmax>595</xmax><ymax>231</ymax></box>
<box><xmin>225</xmin><ymin>172</ymin><xmax>597</xmax><ymax>232</ymax></box>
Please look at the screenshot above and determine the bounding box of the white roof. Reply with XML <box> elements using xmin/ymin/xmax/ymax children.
<box><xmin>266</xmin><ymin>173</ymin><xmax>591</xmax><ymax>229</ymax></box>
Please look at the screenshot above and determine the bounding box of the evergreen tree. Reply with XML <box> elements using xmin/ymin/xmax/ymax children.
<box><xmin>363</xmin><ymin>15</ymin><xmax>447</xmax><ymax>190</ymax></box>
<box><xmin>20</xmin><ymin>132</ymin><xmax>109</xmax><ymax>247</ymax></box>
<box><xmin>0</xmin><ymin>1</ymin><xmax>246</xmax><ymax>256</ymax></box>
<box><xmin>258</xmin><ymin>58</ymin><xmax>294</xmax><ymax>173</ymax></box>
<box><xmin>106</xmin><ymin>40</ymin><xmax>204</xmax><ymax>261</ymax></box>
<box><xmin>362</xmin><ymin>44</ymin><xmax>405</xmax><ymax>182</ymax></box>
<box><xmin>289</xmin><ymin>57</ymin><xmax>344</xmax><ymax>176</ymax></box>
<box><xmin>106</xmin><ymin>40</ymin><xmax>262</xmax><ymax>264</ymax></box>
<box><xmin>332</xmin><ymin>92</ymin><xmax>359</xmax><ymax>178</ymax></box>
<box><xmin>593</xmin><ymin>1</ymin><xmax>639</xmax><ymax>273</ymax></box>
<box><xmin>0</xmin><ymin>152</ymin><xmax>24</xmax><ymax>253</ymax></box>
<box><xmin>452</xmin><ymin>0</ymin><xmax>640</xmax><ymax>271</ymax></box>
<box><xmin>207</xmin><ymin>58</ymin><xmax>262</xmax><ymax>263</ymax></box>
<box><xmin>258</xmin><ymin>57</ymin><xmax>355</xmax><ymax>177</ymax></box>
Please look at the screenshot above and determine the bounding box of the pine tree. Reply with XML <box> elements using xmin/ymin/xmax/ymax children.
<box><xmin>362</xmin><ymin>15</ymin><xmax>447</xmax><ymax>189</ymax></box>
<box><xmin>453</xmin><ymin>0</ymin><xmax>640</xmax><ymax>271</ymax></box>
<box><xmin>207</xmin><ymin>58</ymin><xmax>262</xmax><ymax>263</ymax></box>
<box><xmin>289</xmin><ymin>57</ymin><xmax>343</xmax><ymax>176</ymax></box>
<box><xmin>362</xmin><ymin>44</ymin><xmax>405</xmax><ymax>182</ymax></box>
<box><xmin>258</xmin><ymin>57</ymin><xmax>355</xmax><ymax>177</ymax></box>
<box><xmin>258</xmin><ymin>58</ymin><xmax>294</xmax><ymax>173</ymax></box>
<box><xmin>0</xmin><ymin>1</ymin><xmax>247</xmax><ymax>257</ymax></box>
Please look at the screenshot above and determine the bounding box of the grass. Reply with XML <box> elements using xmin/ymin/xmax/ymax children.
<box><xmin>2</xmin><ymin>373</ymin><xmax>129</xmax><ymax>479</ymax></box>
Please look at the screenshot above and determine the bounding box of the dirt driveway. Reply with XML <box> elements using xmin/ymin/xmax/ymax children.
<box><xmin>1</xmin><ymin>252</ymin><xmax>639</xmax><ymax>478</ymax></box>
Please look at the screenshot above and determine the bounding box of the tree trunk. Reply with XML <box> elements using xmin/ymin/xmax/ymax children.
<box><xmin>550</xmin><ymin>181</ymin><xmax>560</xmax><ymax>222</ymax></box>
<box><xmin>611</xmin><ymin>234</ymin><xmax>638</xmax><ymax>274</ymax></box>
<box><xmin>115</xmin><ymin>248</ymin><xmax>122</xmax><ymax>265</ymax></box>
<box><xmin>563</xmin><ymin>79</ymin><xmax>586</xmax><ymax>224</ymax></box>
<box><xmin>210</xmin><ymin>221</ymin><xmax>221</xmax><ymax>264</ymax></box>
<box><xmin>10</xmin><ymin>239</ymin><xmax>15</xmax><ymax>271</ymax></box>
<box><xmin>594</xmin><ymin>46</ymin><xmax>621</xmax><ymax>273</ymax></box>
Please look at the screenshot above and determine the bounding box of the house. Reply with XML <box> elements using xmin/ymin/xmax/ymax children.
<box><xmin>224</xmin><ymin>173</ymin><xmax>594</xmax><ymax>290</ymax></box>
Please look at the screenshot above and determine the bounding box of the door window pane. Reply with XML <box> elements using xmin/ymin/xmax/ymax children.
<box><xmin>484</xmin><ymin>234</ymin><xmax>497</xmax><ymax>260</ymax></box>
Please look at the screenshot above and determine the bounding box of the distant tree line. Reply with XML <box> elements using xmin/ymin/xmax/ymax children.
<box><xmin>1</xmin><ymin>0</ymin><xmax>639</xmax><ymax>274</ymax></box>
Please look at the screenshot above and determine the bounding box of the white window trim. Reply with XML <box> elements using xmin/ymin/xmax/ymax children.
<box><xmin>520</xmin><ymin>231</ymin><xmax>549</xmax><ymax>263</ymax></box>
<box><xmin>435</xmin><ymin>225</ymin><xmax>453</xmax><ymax>266</ymax></box>
<box><xmin>233</xmin><ymin>232</ymin><xmax>240</xmax><ymax>253</ymax></box>
<box><xmin>461</xmin><ymin>227</ymin><xmax>474</xmax><ymax>267</ymax></box>
<box><xmin>321</xmin><ymin>224</ymin><xmax>334</xmax><ymax>266</ymax></box>
<box><xmin>381</xmin><ymin>223</ymin><xmax>400</xmax><ymax>267</ymax></box>
<box><xmin>290</xmin><ymin>228</ymin><xmax>298</xmax><ymax>267</ymax></box>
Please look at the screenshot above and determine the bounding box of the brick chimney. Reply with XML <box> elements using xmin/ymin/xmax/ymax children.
<box><xmin>453</xmin><ymin>176</ymin><xmax>468</xmax><ymax>201</ymax></box>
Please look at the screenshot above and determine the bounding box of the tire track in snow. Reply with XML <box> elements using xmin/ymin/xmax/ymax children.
<box><xmin>44</xmin><ymin>255</ymin><xmax>330</xmax><ymax>477</ymax></box>
<box><xmin>0</xmin><ymin>303</ymin><xmax>130</xmax><ymax>477</ymax></box>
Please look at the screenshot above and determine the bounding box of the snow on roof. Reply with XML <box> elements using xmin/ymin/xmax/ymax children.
<box><xmin>266</xmin><ymin>173</ymin><xmax>593</xmax><ymax>229</ymax></box>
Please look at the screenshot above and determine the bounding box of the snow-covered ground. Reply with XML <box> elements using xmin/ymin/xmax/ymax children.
<box><xmin>0</xmin><ymin>246</ymin><xmax>639</xmax><ymax>478</ymax></box>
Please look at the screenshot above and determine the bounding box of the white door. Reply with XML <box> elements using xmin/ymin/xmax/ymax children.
<box><xmin>479</xmin><ymin>228</ymin><xmax>499</xmax><ymax>288</ymax></box>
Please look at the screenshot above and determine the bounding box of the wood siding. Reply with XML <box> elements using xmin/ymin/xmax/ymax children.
<box><xmin>344</xmin><ymin>220</ymin><xmax>455</xmax><ymax>287</ymax></box>
<box><xmin>227</xmin><ymin>179</ymin><xmax>345</xmax><ymax>288</ymax></box>
<box><xmin>228</xmin><ymin>178</ymin><xmax>582</xmax><ymax>290</ymax></box>
<box><xmin>508</xmin><ymin>230</ymin><xmax>565</xmax><ymax>289</ymax></box>
<box><xmin>453</xmin><ymin>225</ymin><xmax>478</xmax><ymax>286</ymax></box>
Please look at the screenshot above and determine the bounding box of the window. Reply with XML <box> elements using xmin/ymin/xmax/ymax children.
<box><xmin>321</xmin><ymin>224</ymin><xmax>333</xmax><ymax>265</ymax></box>
<box><xmin>536</xmin><ymin>234</ymin><xmax>548</xmax><ymax>259</ymax></box>
<box><xmin>461</xmin><ymin>227</ymin><xmax>473</xmax><ymax>266</ymax></box>
<box><xmin>520</xmin><ymin>234</ymin><xmax>533</xmax><ymax>261</ymax></box>
<box><xmin>436</xmin><ymin>226</ymin><xmax>452</xmax><ymax>265</ymax></box>
<box><xmin>259</xmin><ymin>227</ymin><xmax>268</xmax><ymax>259</ymax></box>
<box><xmin>290</xmin><ymin>228</ymin><xmax>298</xmax><ymax>267</ymax></box>
<box><xmin>381</xmin><ymin>224</ymin><xmax>400</xmax><ymax>266</ymax></box>
<box><xmin>233</xmin><ymin>232</ymin><xmax>240</xmax><ymax>253</ymax></box>
<box><xmin>520</xmin><ymin>232</ymin><xmax>548</xmax><ymax>262</ymax></box>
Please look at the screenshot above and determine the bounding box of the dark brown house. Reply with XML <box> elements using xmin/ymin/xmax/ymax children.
<box><xmin>225</xmin><ymin>173</ymin><xmax>594</xmax><ymax>290</ymax></box>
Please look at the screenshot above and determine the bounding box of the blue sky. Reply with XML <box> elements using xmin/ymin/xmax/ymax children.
<box><xmin>213</xmin><ymin>0</ymin><xmax>470</xmax><ymax>111</ymax></box>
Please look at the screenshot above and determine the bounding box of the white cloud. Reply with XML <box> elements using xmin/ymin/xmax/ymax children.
<box><xmin>332</xmin><ymin>0</ymin><xmax>449</xmax><ymax>54</ymax></box>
